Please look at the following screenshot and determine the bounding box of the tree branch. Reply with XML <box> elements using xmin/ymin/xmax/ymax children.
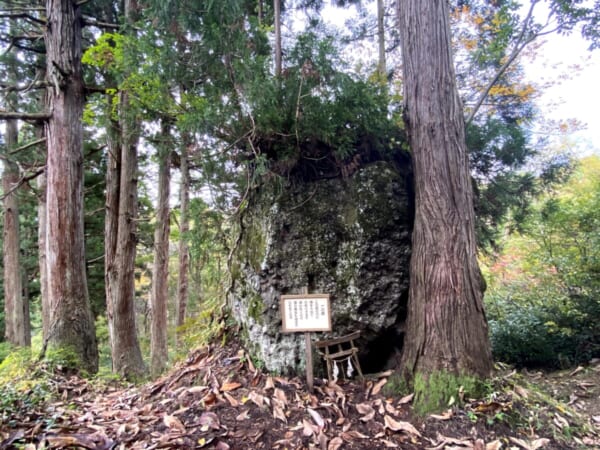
<box><xmin>0</xmin><ymin>80</ymin><xmax>50</xmax><ymax>93</ymax></box>
<box><xmin>465</xmin><ymin>0</ymin><xmax>540</xmax><ymax>125</ymax></box>
<box><xmin>0</xmin><ymin>11</ymin><xmax>46</xmax><ymax>26</ymax></box>
<box><xmin>0</xmin><ymin>110</ymin><xmax>51</xmax><ymax>121</ymax></box>
<box><xmin>9</xmin><ymin>138</ymin><xmax>46</xmax><ymax>154</ymax></box>
<box><xmin>82</xmin><ymin>16</ymin><xmax>119</xmax><ymax>30</ymax></box>
<box><xmin>0</xmin><ymin>167</ymin><xmax>45</xmax><ymax>201</ymax></box>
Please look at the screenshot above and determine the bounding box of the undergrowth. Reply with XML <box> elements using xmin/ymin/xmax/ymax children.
<box><xmin>412</xmin><ymin>371</ymin><xmax>489</xmax><ymax>416</ymax></box>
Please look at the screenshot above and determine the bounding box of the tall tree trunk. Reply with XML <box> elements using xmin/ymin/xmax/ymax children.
<box><xmin>397</xmin><ymin>0</ymin><xmax>493</xmax><ymax>379</ymax></box>
<box><xmin>38</xmin><ymin>165</ymin><xmax>49</xmax><ymax>341</ymax></box>
<box><xmin>2</xmin><ymin>118</ymin><xmax>26</xmax><ymax>346</ymax></box>
<box><xmin>44</xmin><ymin>0</ymin><xmax>98</xmax><ymax>373</ymax></box>
<box><xmin>176</xmin><ymin>138</ymin><xmax>191</xmax><ymax>339</ymax></box>
<box><xmin>274</xmin><ymin>0</ymin><xmax>282</xmax><ymax>76</ymax></box>
<box><xmin>104</xmin><ymin>0</ymin><xmax>145</xmax><ymax>380</ymax></box>
<box><xmin>21</xmin><ymin>267</ymin><xmax>31</xmax><ymax>346</ymax></box>
<box><xmin>150</xmin><ymin>124</ymin><xmax>172</xmax><ymax>376</ymax></box>
<box><xmin>377</xmin><ymin>0</ymin><xmax>386</xmax><ymax>77</ymax></box>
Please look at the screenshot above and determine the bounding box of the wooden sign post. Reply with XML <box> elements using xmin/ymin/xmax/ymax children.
<box><xmin>280</xmin><ymin>291</ymin><xmax>331</xmax><ymax>392</ymax></box>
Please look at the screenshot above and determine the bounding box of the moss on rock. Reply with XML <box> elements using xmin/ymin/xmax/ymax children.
<box><xmin>229</xmin><ymin>160</ymin><xmax>413</xmax><ymax>375</ymax></box>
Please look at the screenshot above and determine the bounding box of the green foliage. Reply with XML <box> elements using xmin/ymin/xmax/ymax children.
<box><xmin>246</xmin><ymin>30</ymin><xmax>404</xmax><ymax>175</ymax></box>
<box><xmin>0</xmin><ymin>348</ymin><xmax>50</xmax><ymax>421</ymax></box>
<box><xmin>0</xmin><ymin>342</ymin><xmax>12</xmax><ymax>364</ymax></box>
<box><xmin>381</xmin><ymin>373</ymin><xmax>411</xmax><ymax>397</ymax></box>
<box><xmin>175</xmin><ymin>296</ymin><xmax>224</xmax><ymax>359</ymax></box>
<box><xmin>94</xmin><ymin>315</ymin><xmax>115</xmax><ymax>377</ymax></box>
<box><xmin>485</xmin><ymin>156</ymin><xmax>600</xmax><ymax>367</ymax></box>
<box><xmin>412</xmin><ymin>371</ymin><xmax>488</xmax><ymax>416</ymax></box>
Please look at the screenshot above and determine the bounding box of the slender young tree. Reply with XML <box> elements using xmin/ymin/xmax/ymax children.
<box><xmin>150</xmin><ymin>122</ymin><xmax>172</xmax><ymax>376</ymax></box>
<box><xmin>376</xmin><ymin>0</ymin><xmax>385</xmax><ymax>76</ymax></box>
<box><xmin>176</xmin><ymin>137</ymin><xmax>191</xmax><ymax>337</ymax></box>
<box><xmin>37</xmin><ymin>167</ymin><xmax>49</xmax><ymax>340</ymax></box>
<box><xmin>274</xmin><ymin>0</ymin><xmax>282</xmax><ymax>75</ymax></box>
<box><xmin>43</xmin><ymin>0</ymin><xmax>98</xmax><ymax>372</ymax></box>
<box><xmin>397</xmin><ymin>0</ymin><xmax>493</xmax><ymax>381</ymax></box>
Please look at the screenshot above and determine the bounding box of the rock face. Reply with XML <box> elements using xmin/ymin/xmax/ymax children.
<box><xmin>228</xmin><ymin>160</ymin><xmax>413</xmax><ymax>375</ymax></box>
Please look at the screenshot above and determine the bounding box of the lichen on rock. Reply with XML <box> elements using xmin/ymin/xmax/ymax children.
<box><xmin>228</xmin><ymin>160</ymin><xmax>413</xmax><ymax>375</ymax></box>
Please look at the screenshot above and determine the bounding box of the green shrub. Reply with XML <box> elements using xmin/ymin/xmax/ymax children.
<box><xmin>0</xmin><ymin>342</ymin><xmax>13</xmax><ymax>364</ymax></box>
<box><xmin>488</xmin><ymin>297</ymin><xmax>599</xmax><ymax>368</ymax></box>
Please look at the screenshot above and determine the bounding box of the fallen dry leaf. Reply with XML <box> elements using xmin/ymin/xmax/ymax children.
<box><xmin>273</xmin><ymin>404</ymin><xmax>287</xmax><ymax>423</ymax></box>
<box><xmin>371</xmin><ymin>378</ymin><xmax>388</xmax><ymax>396</ymax></box>
<box><xmin>381</xmin><ymin>439</ymin><xmax>399</xmax><ymax>448</ymax></box>
<box><xmin>341</xmin><ymin>430</ymin><xmax>369</xmax><ymax>440</ymax></box>
<box><xmin>220</xmin><ymin>381</ymin><xmax>242</xmax><ymax>392</ymax></box>
<box><xmin>274</xmin><ymin>387</ymin><xmax>288</xmax><ymax>405</ymax></box>
<box><xmin>223</xmin><ymin>391</ymin><xmax>239</xmax><ymax>407</ymax></box>
<box><xmin>198</xmin><ymin>411</ymin><xmax>220</xmax><ymax>430</ymax></box>
<box><xmin>553</xmin><ymin>413</ymin><xmax>569</xmax><ymax>430</ymax></box>
<box><xmin>398</xmin><ymin>393</ymin><xmax>414</xmax><ymax>405</ymax></box>
<box><xmin>385</xmin><ymin>400</ymin><xmax>399</xmax><ymax>415</ymax></box>
<box><xmin>264</xmin><ymin>376</ymin><xmax>275</xmax><ymax>390</ymax></box>
<box><xmin>569</xmin><ymin>366</ymin><xmax>584</xmax><ymax>376</ymax></box>
<box><xmin>429</xmin><ymin>409</ymin><xmax>453</xmax><ymax>420</ymax></box>
<box><xmin>163</xmin><ymin>414</ymin><xmax>186</xmax><ymax>433</ymax></box>
<box><xmin>248</xmin><ymin>391</ymin><xmax>266</xmax><ymax>407</ymax></box>
<box><xmin>215</xmin><ymin>441</ymin><xmax>231</xmax><ymax>450</ymax></box>
<box><xmin>187</xmin><ymin>385</ymin><xmax>208</xmax><ymax>394</ymax></box>
<box><xmin>360</xmin><ymin>409</ymin><xmax>376</xmax><ymax>422</ymax></box>
<box><xmin>474</xmin><ymin>401</ymin><xmax>506</xmax><ymax>414</ymax></box>
<box><xmin>485</xmin><ymin>440</ymin><xmax>502</xmax><ymax>450</ymax></box>
<box><xmin>509</xmin><ymin>437</ymin><xmax>550</xmax><ymax>450</ymax></box>
<box><xmin>328</xmin><ymin>436</ymin><xmax>343</xmax><ymax>450</ymax></box>
<box><xmin>356</xmin><ymin>402</ymin><xmax>374</xmax><ymax>415</ymax></box>
<box><xmin>303</xmin><ymin>418</ymin><xmax>318</xmax><ymax>437</ymax></box>
<box><xmin>235</xmin><ymin>409</ymin><xmax>250</xmax><ymax>421</ymax></box>
<box><xmin>383</xmin><ymin>415</ymin><xmax>421</xmax><ymax>437</ymax></box>
<box><xmin>514</xmin><ymin>385</ymin><xmax>529</xmax><ymax>399</ymax></box>
<box><xmin>307</xmin><ymin>407</ymin><xmax>325</xmax><ymax>429</ymax></box>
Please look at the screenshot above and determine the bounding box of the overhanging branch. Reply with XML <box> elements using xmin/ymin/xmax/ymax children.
<box><xmin>0</xmin><ymin>110</ymin><xmax>51</xmax><ymax>121</ymax></box>
<box><xmin>465</xmin><ymin>0</ymin><xmax>540</xmax><ymax>125</ymax></box>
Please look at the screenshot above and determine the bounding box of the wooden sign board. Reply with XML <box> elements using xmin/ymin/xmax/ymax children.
<box><xmin>280</xmin><ymin>294</ymin><xmax>331</xmax><ymax>333</ymax></box>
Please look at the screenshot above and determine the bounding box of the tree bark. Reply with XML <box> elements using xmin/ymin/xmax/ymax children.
<box><xmin>150</xmin><ymin>123</ymin><xmax>171</xmax><ymax>376</ymax></box>
<box><xmin>377</xmin><ymin>0</ymin><xmax>386</xmax><ymax>77</ymax></box>
<box><xmin>2</xmin><ymin>118</ymin><xmax>27</xmax><ymax>346</ymax></box>
<box><xmin>103</xmin><ymin>0</ymin><xmax>145</xmax><ymax>380</ymax></box>
<box><xmin>397</xmin><ymin>0</ymin><xmax>493</xmax><ymax>379</ymax></box>
<box><xmin>176</xmin><ymin>137</ymin><xmax>191</xmax><ymax>338</ymax></box>
<box><xmin>274</xmin><ymin>0</ymin><xmax>282</xmax><ymax>76</ymax></box>
<box><xmin>38</xmin><ymin>165</ymin><xmax>49</xmax><ymax>341</ymax></box>
<box><xmin>44</xmin><ymin>0</ymin><xmax>98</xmax><ymax>373</ymax></box>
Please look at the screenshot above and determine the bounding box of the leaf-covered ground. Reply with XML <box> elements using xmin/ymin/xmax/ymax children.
<box><xmin>0</xmin><ymin>340</ymin><xmax>598</xmax><ymax>450</ymax></box>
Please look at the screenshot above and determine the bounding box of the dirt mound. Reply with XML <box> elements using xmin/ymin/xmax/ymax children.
<box><xmin>1</xmin><ymin>342</ymin><xmax>598</xmax><ymax>449</ymax></box>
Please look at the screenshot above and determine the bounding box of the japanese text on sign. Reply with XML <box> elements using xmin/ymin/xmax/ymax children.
<box><xmin>280</xmin><ymin>294</ymin><xmax>331</xmax><ymax>332</ymax></box>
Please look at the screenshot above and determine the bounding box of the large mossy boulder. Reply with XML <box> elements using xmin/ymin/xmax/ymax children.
<box><xmin>228</xmin><ymin>160</ymin><xmax>413</xmax><ymax>375</ymax></box>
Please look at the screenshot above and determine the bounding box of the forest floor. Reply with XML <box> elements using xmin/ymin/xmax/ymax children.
<box><xmin>0</xmin><ymin>332</ymin><xmax>599</xmax><ymax>450</ymax></box>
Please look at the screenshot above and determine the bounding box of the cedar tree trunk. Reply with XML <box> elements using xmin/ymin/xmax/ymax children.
<box><xmin>103</xmin><ymin>0</ymin><xmax>145</xmax><ymax>379</ymax></box>
<box><xmin>150</xmin><ymin>126</ymin><xmax>171</xmax><ymax>376</ymax></box>
<box><xmin>176</xmin><ymin>139</ymin><xmax>191</xmax><ymax>336</ymax></box>
<box><xmin>377</xmin><ymin>0</ymin><xmax>386</xmax><ymax>76</ymax></box>
<box><xmin>104</xmin><ymin>105</ymin><xmax>145</xmax><ymax>378</ymax></box>
<box><xmin>274</xmin><ymin>0</ymin><xmax>282</xmax><ymax>76</ymax></box>
<box><xmin>2</xmin><ymin>118</ymin><xmax>27</xmax><ymax>346</ymax></box>
<box><xmin>38</xmin><ymin>168</ymin><xmax>49</xmax><ymax>340</ymax></box>
<box><xmin>397</xmin><ymin>0</ymin><xmax>493</xmax><ymax>379</ymax></box>
<box><xmin>44</xmin><ymin>0</ymin><xmax>98</xmax><ymax>373</ymax></box>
